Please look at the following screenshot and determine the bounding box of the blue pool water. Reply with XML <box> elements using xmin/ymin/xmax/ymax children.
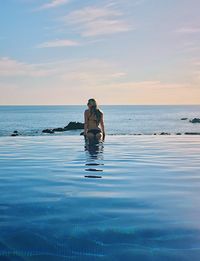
<box><xmin>0</xmin><ymin>135</ymin><xmax>200</xmax><ymax>260</ymax></box>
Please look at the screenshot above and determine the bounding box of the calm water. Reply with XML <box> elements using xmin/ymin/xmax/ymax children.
<box><xmin>0</xmin><ymin>105</ymin><xmax>200</xmax><ymax>136</ymax></box>
<box><xmin>0</xmin><ymin>135</ymin><xmax>200</xmax><ymax>260</ymax></box>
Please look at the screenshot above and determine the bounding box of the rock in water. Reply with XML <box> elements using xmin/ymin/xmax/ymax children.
<box><xmin>185</xmin><ymin>132</ymin><xmax>200</xmax><ymax>135</ymax></box>
<box><xmin>190</xmin><ymin>118</ymin><xmax>200</xmax><ymax>123</ymax></box>
<box><xmin>42</xmin><ymin>121</ymin><xmax>84</xmax><ymax>134</ymax></box>
<box><xmin>64</xmin><ymin>121</ymin><xmax>84</xmax><ymax>130</ymax></box>
<box><xmin>181</xmin><ymin>118</ymin><xmax>188</xmax><ymax>120</ymax></box>
<box><xmin>11</xmin><ymin>130</ymin><xmax>19</xmax><ymax>136</ymax></box>
<box><xmin>52</xmin><ymin>127</ymin><xmax>65</xmax><ymax>132</ymax></box>
<box><xmin>42</xmin><ymin>129</ymin><xmax>54</xmax><ymax>134</ymax></box>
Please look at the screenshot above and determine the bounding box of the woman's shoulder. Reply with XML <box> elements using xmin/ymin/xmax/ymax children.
<box><xmin>84</xmin><ymin>109</ymin><xmax>89</xmax><ymax>114</ymax></box>
<box><xmin>98</xmin><ymin>109</ymin><xmax>103</xmax><ymax>114</ymax></box>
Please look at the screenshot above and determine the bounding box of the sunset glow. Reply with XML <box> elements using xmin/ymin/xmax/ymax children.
<box><xmin>0</xmin><ymin>0</ymin><xmax>200</xmax><ymax>105</ymax></box>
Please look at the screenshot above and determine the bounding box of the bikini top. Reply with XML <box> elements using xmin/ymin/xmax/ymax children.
<box><xmin>87</xmin><ymin>112</ymin><xmax>100</xmax><ymax>129</ymax></box>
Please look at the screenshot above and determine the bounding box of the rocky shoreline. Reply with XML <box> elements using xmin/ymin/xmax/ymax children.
<box><xmin>10</xmin><ymin>131</ymin><xmax>200</xmax><ymax>137</ymax></box>
<box><xmin>181</xmin><ymin>117</ymin><xmax>200</xmax><ymax>123</ymax></box>
<box><xmin>189</xmin><ymin>118</ymin><xmax>200</xmax><ymax>123</ymax></box>
<box><xmin>10</xmin><ymin>118</ymin><xmax>200</xmax><ymax>136</ymax></box>
<box><xmin>42</xmin><ymin>121</ymin><xmax>84</xmax><ymax>134</ymax></box>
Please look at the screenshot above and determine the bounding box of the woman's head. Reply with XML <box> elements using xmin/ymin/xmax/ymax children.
<box><xmin>87</xmin><ymin>98</ymin><xmax>97</xmax><ymax>109</ymax></box>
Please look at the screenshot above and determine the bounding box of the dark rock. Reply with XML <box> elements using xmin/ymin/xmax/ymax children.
<box><xmin>80</xmin><ymin>131</ymin><xmax>84</xmax><ymax>136</ymax></box>
<box><xmin>64</xmin><ymin>121</ymin><xmax>84</xmax><ymax>130</ymax></box>
<box><xmin>11</xmin><ymin>133</ymin><xmax>19</xmax><ymax>136</ymax></box>
<box><xmin>52</xmin><ymin>127</ymin><xmax>65</xmax><ymax>132</ymax></box>
<box><xmin>42</xmin><ymin>129</ymin><xmax>54</xmax><ymax>134</ymax></box>
<box><xmin>176</xmin><ymin>133</ymin><xmax>182</xmax><ymax>135</ymax></box>
<box><xmin>189</xmin><ymin>118</ymin><xmax>200</xmax><ymax>123</ymax></box>
<box><xmin>11</xmin><ymin>130</ymin><xmax>19</xmax><ymax>136</ymax></box>
<box><xmin>160</xmin><ymin>132</ymin><xmax>171</xmax><ymax>135</ymax></box>
<box><xmin>153</xmin><ymin>133</ymin><xmax>157</xmax><ymax>135</ymax></box>
<box><xmin>42</xmin><ymin>121</ymin><xmax>84</xmax><ymax>134</ymax></box>
<box><xmin>185</xmin><ymin>132</ymin><xmax>200</xmax><ymax>135</ymax></box>
<box><xmin>181</xmin><ymin>118</ymin><xmax>188</xmax><ymax>120</ymax></box>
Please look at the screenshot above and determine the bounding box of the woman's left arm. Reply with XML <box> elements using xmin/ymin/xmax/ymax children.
<box><xmin>100</xmin><ymin>113</ymin><xmax>105</xmax><ymax>140</ymax></box>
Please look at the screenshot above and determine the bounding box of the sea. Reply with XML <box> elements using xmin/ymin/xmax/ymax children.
<box><xmin>0</xmin><ymin>105</ymin><xmax>200</xmax><ymax>260</ymax></box>
<box><xmin>0</xmin><ymin>105</ymin><xmax>200</xmax><ymax>136</ymax></box>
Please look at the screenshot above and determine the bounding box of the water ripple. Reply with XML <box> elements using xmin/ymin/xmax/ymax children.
<box><xmin>0</xmin><ymin>136</ymin><xmax>200</xmax><ymax>260</ymax></box>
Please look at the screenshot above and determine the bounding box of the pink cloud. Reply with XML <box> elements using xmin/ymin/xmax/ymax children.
<box><xmin>36</xmin><ymin>39</ymin><xmax>79</xmax><ymax>48</ymax></box>
<box><xmin>176</xmin><ymin>26</ymin><xmax>200</xmax><ymax>34</ymax></box>
<box><xmin>39</xmin><ymin>0</ymin><xmax>70</xmax><ymax>10</ymax></box>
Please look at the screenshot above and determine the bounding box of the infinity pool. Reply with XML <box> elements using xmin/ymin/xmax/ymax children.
<box><xmin>0</xmin><ymin>136</ymin><xmax>200</xmax><ymax>260</ymax></box>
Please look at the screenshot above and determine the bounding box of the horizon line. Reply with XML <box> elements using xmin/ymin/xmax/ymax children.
<box><xmin>0</xmin><ymin>104</ymin><xmax>200</xmax><ymax>106</ymax></box>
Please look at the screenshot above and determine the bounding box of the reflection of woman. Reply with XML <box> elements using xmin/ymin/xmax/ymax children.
<box><xmin>84</xmin><ymin>98</ymin><xmax>105</xmax><ymax>142</ymax></box>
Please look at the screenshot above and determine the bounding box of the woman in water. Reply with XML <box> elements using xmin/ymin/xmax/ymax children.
<box><xmin>84</xmin><ymin>98</ymin><xmax>105</xmax><ymax>142</ymax></box>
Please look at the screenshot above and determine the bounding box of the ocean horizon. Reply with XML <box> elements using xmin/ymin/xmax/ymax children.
<box><xmin>0</xmin><ymin>105</ymin><xmax>200</xmax><ymax>137</ymax></box>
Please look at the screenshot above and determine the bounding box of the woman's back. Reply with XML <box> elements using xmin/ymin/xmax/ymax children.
<box><xmin>86</xmin><ymin>109</ymin><xmax>101</xmax><ymax>130</ymax></box>
<box><xmin>84</xmin><ymin>98</ymin><xmax>105</xmax><ymax>142</ymax></box>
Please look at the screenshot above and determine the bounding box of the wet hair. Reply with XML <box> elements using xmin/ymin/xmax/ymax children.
<box><xmin>87</xmin><ymin>98</ymin><xmax>102</xmax><ymax>124</ymax></box>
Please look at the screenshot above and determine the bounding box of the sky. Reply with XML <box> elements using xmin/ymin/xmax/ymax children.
<box><xmin>0</xmin><ymin>0</ymin><xmax>200</xmax><ymax>105</ymax></box>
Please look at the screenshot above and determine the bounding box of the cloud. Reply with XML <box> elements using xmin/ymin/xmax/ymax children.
<box><xmin>1</xmin><ymin>57</ymin><xmax>199</xmax><ymax>105</ymax></box>
<box><xmin>0</xmin><ymin>57</ymin><xmax>54</xmax><ymax>77</ymax></box>
<box><xmin>62</xmin><ymin>6</ymin><xmax>132</xmax><ymax>37</ymax></box>
<box><xmin>100</xmin><ymin>81</ymin><xmax>190</xmax><ymax>91</ymax></box>
<box><xmin>36</xmin><ymin>39</ymin><xmax>79</xmax><ymax>48</ymax></box>
<box><xmin>193</xmin><ymin>61</ymin><xmax>200</xmax><ymax>66</ymax></box>
<box><xmin>0</xmin><ymin>57</ymin><xmax>127</xmax><ymax>85</ymax></box>
<box><xmin>65</xmin><ymin>7</ymin><xmax>121</xmax><ymax>24</ymax></box>
<box><xmin>38</xmin><ymin>0</ymin><xmax>70</xmax><ymax>10</ymax></box>
<box><xmin>82</xmin><ymin>19</ymin><xmax>131</xmax><ymax>37</ymax></box>
<box><xmin>94</xmin><ymin>81</ymin><xmax>199</xmax><ymax>104</ymax></box>
<box><xmin>111</xmin><ymin>72</ymin><xmax>127</xmax><ymax>78</ymax></box>
<box><xmin>176</xmin><ymin>26</ymin><xmax>200</xmax><ymax>34</ymax></box>
<box><xmin>58</xmin><ymin>59</ymin><xmax>128</xmax><ymax>87</ymax></box>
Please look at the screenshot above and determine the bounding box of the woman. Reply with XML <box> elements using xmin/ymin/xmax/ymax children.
<box><xmin>84</xmin><ymin>98</ymin><xmax>105</xmax><ymax>142</ymax></box>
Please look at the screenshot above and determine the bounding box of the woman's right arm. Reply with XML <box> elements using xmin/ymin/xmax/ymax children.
<box><xmin>84</xmin><ymin>110</ymin><xmax>88</xmax><ymax>136</ymax></box>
